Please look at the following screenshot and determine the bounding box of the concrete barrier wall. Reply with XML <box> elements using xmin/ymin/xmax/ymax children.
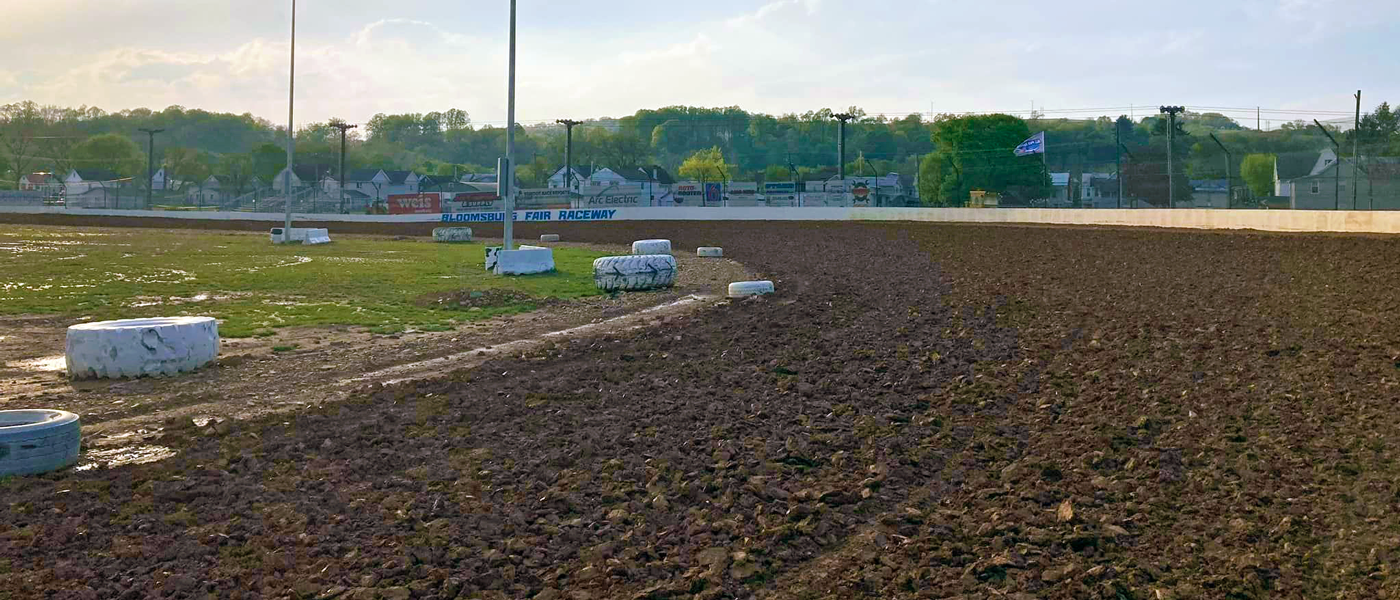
<box><xmin>7</xmin><ymin>205</ymin><xmax>1400</xmax><ymax>234</ymax></box>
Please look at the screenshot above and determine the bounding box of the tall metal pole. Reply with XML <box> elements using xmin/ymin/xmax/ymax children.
<box><xmin>1354</xmin><ymin>90</ymin><xmax>1361</xmax><ymax>210</ymax></box>
<box><xmin>138</xmin><ymin>128</ymin><xmax>163</xmax><ymax>210</ymax></box>
<box><xmin>1209</xmin><ymin>133</ymin><xmax>1231</xmax><ymax>208</ymax></box>
<box><xmin>834</xmin><ymin>113</ymin><xmax>854</xmax><ymax>181</ymax></box>
<box><xmin>557</xmin><ymin>119</ymin><xmax>581</xmax><ymax>197</ymax></box>
<box><xmin>503</xmin><ymin>0</ymin><xmax>517</xmax><ymax>251</ymax></box>
<box><xmin>1160</xmin><ymin>106</ymin><xmax>1183</xmax><ymax>208</ymax></box>
<box><xmin>1313</xmin><ymin>119</ymin><xmax>1342</xmax><ymax>211</ymax></box>
<box><xmin>283</xmin><ymin>0</ymin><xmax>296</xmax><ymax>231</ymax></box>
<box><xmin>331</xmin><ymin>122</ymin><xmax>357</xmax><ymax>213</ymax></box>
<box><xmin>1115</xmin><ymin>124</ymin><xmax>1122</xmax><ymax>209</ymax></box>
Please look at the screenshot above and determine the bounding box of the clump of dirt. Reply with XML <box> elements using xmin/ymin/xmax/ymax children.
<box><xmin>414</xmin><ymin>288</ymin><xmax>551</xmax><ymax>310</ymax></box>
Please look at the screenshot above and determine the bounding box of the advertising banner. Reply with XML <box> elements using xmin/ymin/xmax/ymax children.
<box><xmin>727</xmin><ymin>182</ymin><xmax>761</xmax><ymax>207</ymax></box>
<box><xmin>674</xmin><ymin>182</ymin><xmax>702</xmax><ymax>205</ymax></box>
<box><xmin>704</xmin><ymin>183</ymin><xmax>724</xmax><ymax>206</ymax></box>
<box><xmin>762</xmin><ymin>182</ymin><xmax>797</xmax><ymax>207</ymax></box>
<box><xmin>442</xmin><ymin>192</ymin><xmax>499</xmax><ymax>212</ymax></box>
<box><xmin>579</xmin><ymin>187</ymin><xmax>645</xmax><ymax>207</ymax></box>
<box><xmin>515</xmin><ymin>189</ymin><xmax>573</xmax><ymax>209</ymax></box>
<box><xmin>388</xmin><ymin>193</ymin><xmax>442</xmax><ymax>214</ymax></box>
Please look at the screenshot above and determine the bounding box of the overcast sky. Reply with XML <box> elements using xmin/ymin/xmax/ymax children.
<box><xmin>2</xmin><ymin>0</ymin><xmax>1396</xmax><ymax>128</ymax></box>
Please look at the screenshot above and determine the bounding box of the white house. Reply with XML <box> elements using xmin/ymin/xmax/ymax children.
<box><xmin>582</xmin><ymin>166</ymin><xmax>674</xmax><ymax>205</ymax></box>
<box><xmin>63</xmin><ymin>169</ymin><xmax>126</xmax><ymax>196</ymax></box>
<box><xmin>547</xmin><ymin>166</ymin><xmax>595</xmax><ymax>191</ymax></box>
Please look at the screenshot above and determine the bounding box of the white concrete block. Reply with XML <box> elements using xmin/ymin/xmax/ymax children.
<box><xmin>632</xmin><ymin>239</ymin><xmax>672</xmax><ymax>254</ymax></box>
<box><xmin>66</xmin><ymin>317</ymin><xmax>220</xmax><ymax>379</ymax></box>
<box><xmin>697</xmin><ymin>247</ymin><xmax>723</xmax><ymax>257</ymax></box>
<box><xmin>433</xmin><ymin>227</ymin><xmax>474</xmax><ymax>243</ymax></box>
<box><xmin>494</xmin><ymin>247</ymin><xmax>556</xmax><ymax>275</ymax></box>
<box><xmin>728</xmin><ymin>281</ymin><xmax>775</xmax><ymax>298</ymax></box>
<box><xmin>539</xmin><ymin>234</ymin><xmax>561</xmax><ymax>243</ymax></box>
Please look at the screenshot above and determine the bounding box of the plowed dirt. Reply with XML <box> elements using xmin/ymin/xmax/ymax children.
<box><xmin>3</xmin><ymin>217</ymin><xmax>1399</xmax><ymax>600</ymax></box>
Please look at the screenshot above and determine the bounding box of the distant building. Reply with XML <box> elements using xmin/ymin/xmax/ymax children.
<box><xmin>1289</xmin><ymin>156</ymin><xmax>1400</xmax><ymax>210</ymax></box>
<box><xmin>62</xmin><ymin>169</ymin><xmax>126</xmax><ymax>197</ymax></box>
<box><xmin>19</xmin><ymin>173</ymin><xmax>61</xmax><ymax>196</ymax></box>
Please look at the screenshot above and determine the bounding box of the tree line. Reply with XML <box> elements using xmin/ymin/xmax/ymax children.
<box><xmin>3</xmin><ymin>100</ymin><xmax>1391</xmax><ymax>206</ymax></box>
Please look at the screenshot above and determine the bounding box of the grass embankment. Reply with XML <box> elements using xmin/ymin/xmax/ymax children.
<box><xmin>0</xmin><ymin>225</ymin><xmax>606</xmax><ymax>337</ymax></box>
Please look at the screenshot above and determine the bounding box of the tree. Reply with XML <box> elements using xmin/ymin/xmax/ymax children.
<box><xmin>71</xmin><ymin>134</ymin><xmax>144</xmax><ymax>177</ymax></box>
<box><xmin>1240</xmin><ymin>154</ymin><xmax>1276</xmax><ymax>198</ymax></box>
<box><xmin>677</xmin><ymin>147</ymin><xmax>731</xmax><ymax>182</ymax></box>
<box><xmin>250</xmin><ymin>143</ymin><xmax>287</xmax><ymax>184</ymax></box>
<box><xmin>163</xmin><ymin>147</ymin><xmax>212</xmax><ymax>191</ymax></box>
<box><xmin>762</xmin><ymin>164</ymin><xmax>792</xmax><ymax>183</ymax></box>
<box><xmin>919</xmin><ymin>114</ymin><xmax>1050</xmax><ymax>206</ymax></box>
<box><xmin>0</xmin><ymin>101</ymin><xmax>44</xmax><ymax>188</ymax></box>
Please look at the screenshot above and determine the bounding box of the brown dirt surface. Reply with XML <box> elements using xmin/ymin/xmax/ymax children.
<box><xmin>3</xmin><ymin>216</ymin><xmax>1400</xmax><ymax>600</ymax></box>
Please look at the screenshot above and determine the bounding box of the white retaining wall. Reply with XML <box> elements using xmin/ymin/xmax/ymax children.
<box><xmin>8</xmin><ymin>205</ymin><xmax>1400</xmax><ymax>235</ymax></box>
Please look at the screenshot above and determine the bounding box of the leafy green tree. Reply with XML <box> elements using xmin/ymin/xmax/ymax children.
<box><xmin>251</xmin><ymin>143</ymin><xmax>287</xmax><ymax>184</ymax></box>
<box><xmin>919</xmin><ymin>114</ymin><xmax>1050</xmax><ymax>206</ymax></box>
<box><xmin>71</xmin><ymin>133</ymin><xmax>144</xmax><ymax>177</ymax></box>
<box><xmin>762</xmin><ymin>164</ymin><xmax>792</xmax><ymax>183</ymax></box>
<box><xmin>1240</xmin><ymin>154</ymin><xmax>1276</xmax><ymax>198</ymax></box>
<box><xmin>677</xmin><ymin>147</ymin><xmax>731</xmax><ymax>182</ymax></box>
<box><xmin>217</xmin><ymin>154</ymin><xmax>254</xmax><ymax>197</ymax></box>
<box><xmin>164</xmin><ymin>147</ymin><xmax>212</xmax><ymax>191</ymax></box>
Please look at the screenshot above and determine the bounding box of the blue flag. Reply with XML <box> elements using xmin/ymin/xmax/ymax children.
<box><xmin>1014</xmin><ymin>132</ymin><xmax>1045</xmax><ymax>156</ymax></box>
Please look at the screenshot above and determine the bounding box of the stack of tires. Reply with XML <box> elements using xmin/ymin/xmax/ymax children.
<box><xmin>594</xmin><ymin>255</ymin><xmax>677</xmax><ymax>292</ymax></box>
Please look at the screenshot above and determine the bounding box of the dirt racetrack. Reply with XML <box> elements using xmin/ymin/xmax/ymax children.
<box><xmin>4</xmin><ymin>216</ymin><xmax>1400</xmax><ymax>600</ymax></box>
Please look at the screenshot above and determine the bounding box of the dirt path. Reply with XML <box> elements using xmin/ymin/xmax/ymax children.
<box><xmin>0</xmin><ymin>241</ymin><xmax>756</xmax><ymax>463</ymax></box>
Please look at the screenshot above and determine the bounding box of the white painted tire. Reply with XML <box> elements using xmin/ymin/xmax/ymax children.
<box><xmin>540</xmin><ymin>234</ymin><xmax>561</xmax><ymax>243</ymax></box>
<box><xmin>632</xmin><ymin>239</ymin><xmax>672</xmax><ymax>255</ymax></box>
<box><xmin>697</xmin><ymin>247</ymin><xmax>723</xmax><ymax>258</ymax></box>
<box><xmin>66</xmin><ymin>317</ymin><xmax>220</xmax><ymax>380</ymax></box>
<box><xmin>594</xmin><ymin>255</ymin><xmax>678</xmax><ymax>292</ymax></box>
<box><xmin>728</xmin><ymin>281</ymin><xmax>775</xmax><ymax>298</ymax></box>
<box><xmin>433</xmin><ymin>227</ymin><xmax>474</xmax><ymax>243</ymax></box>
<box><xmin>0</xmin><ymin>410</ymin><xmax>81</xmax><ymax>477</ymax></box>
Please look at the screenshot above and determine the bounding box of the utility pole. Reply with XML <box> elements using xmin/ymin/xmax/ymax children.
<box><xmin>1354</xmin><ymin>90</ymin><xmax>1361</xmax><ymax>210</ymax></box>
<box><xmin>1313</xmin><ymin>119</ymin><xmax>1341</xmax><ymax>210</ymax></box>
<box><xmin>331</xmin><ymin>122</ymin><xmax>357</xmax><ymax>213</ymax></box>
<box><xmin>1160</xmin><ymin>106</ymin><xmax>1184</xmax><ymax>208</ymax></box>
<box><xmin>283</xmin><ymin>0</ymin><xmax>296</xmax><ymax>232</ymax></box>
<box><xmin>1209</xmin><ymin>133</ymin><xmax>1232</xmax><ymax>208</ymax></box>
<box><xmin>137</xmin><ymin>128</ymin><xmax>164</xmax><ymax>210</ymax></box>
<box><xmin>1120</xmin><ymin>143</ymin><xmax>1136</xmax><ymax>208</ymax></box>
<box><xmin>1257</xmin><ymin>107</ymin><xmax>1261</xmax><ymax>131</ymax></box>
<box><xmin>1115</xmin><ymin>122</ymin><xmax>1122</xmax><ymax>209</ymax></box>
<box><xmin>557</xmin><ymin>119</ymin><xmax>582</xmax><ymax>194</ymax></box>
<box><xmin>503</xmin><ymin>0</ymin><xmax>517</xmax><ymax>251</ymax></box>
<box><xmin>833</xmin><ymin>113</ymin><xmax>855</xmax><ymax>181</ymax></box>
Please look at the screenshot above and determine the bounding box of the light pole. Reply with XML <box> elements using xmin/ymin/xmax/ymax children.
<box><xmin>502</xmin><ymin>0</ymin><xmax>517</xmax><ymax>251</ymax></box>
<box><xmin>1159</xmin><ymin>106</ymin><xmax>1184</xmax><ymax>208</ymax></box>
<box><xmin>833</xmin><ymin>113</ymin><xmax>855</xmax><ymax>182</ymax></box>
<box><xmin>557</xmin><ymin>119</ymin><xmax>582</xmax><ymax>196</ymax></box>
<box><xmin>283</xmin><ymin>0</ymin><xmax>297</xmax><ymax>232</ymax></box>
<box><xmin>331</xmin><ymin>122</ymin><xmax>357</xmax><ymax>213</ymax></box>
<box><xmin>1209</xmin><ymin>133</ymin><xmax>1232</xmax><ymax>208</ymax></box>
<box><xmin>137</xmin><ymin>128</ymin><xmax>164</xmax><ymax>210</ymax></box>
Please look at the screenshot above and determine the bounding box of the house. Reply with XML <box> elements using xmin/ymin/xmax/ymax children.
<box><xmin>151</xmin><ymin>168</ymin><xmax>176</xmax><ymax>191</ymax></box>
<box><xmin>1273</xmin><ymin>150</ymin><xmax>1329</xmax><ymax>199</ymax></box>
<box><xmin>1288</xmin><ymin>156</ymin><xmax>1400</xmax><ymax>210</ymax></box>
<box><xmin>547</xmin><ymin>166</ymin><xmax>596</xmax><ymax>190</ymax></box>
<box><xmin>18</xmin><ymin>173</ymin><xmax>61</xmax><ymax>196</ymax></box>
<box><xmin>270</xmin><ymin>164</ymin><xmax>334</xmax><ymax>191</ymax></box>
<box><xmin>382</xmin><ymin>170</ymin><xmax>422</xmax><ymax>196</ymax></box>
<box><xmin>583</xmin><ymin>166</ymin><xmax>675</xmax><ymax>205</ymax></box>
<box><xmin>1190</xmin><ymin>179</ymin><xmax>1230</xmax><ymax>208</ymax></box>
<box><xmin>62</xmin><ymin>169</ymin><xmax>127</xmax><ymax>196</ymax></box>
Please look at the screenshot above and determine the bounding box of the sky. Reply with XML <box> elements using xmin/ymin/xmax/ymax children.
<box><xmin>2</xmin><ymin>0</ymin><xmax>1397</xmax><ymax>129</ymax></box>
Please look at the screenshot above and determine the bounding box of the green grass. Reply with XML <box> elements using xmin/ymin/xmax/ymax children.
<box><xmin>0</xmin><ymin>226</ymin><xmax>607</xmax><ymax>337</ymax></box>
